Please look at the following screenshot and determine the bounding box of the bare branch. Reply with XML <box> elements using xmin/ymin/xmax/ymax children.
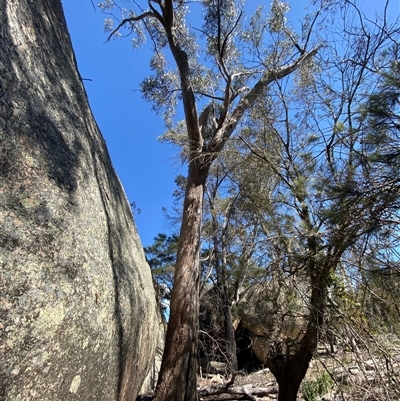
<box><xmin>195</xmin><ymin>91</ymin><xmax>225</xmax><ymax>102</ymax></box>
<box><xmin>198</xmin><ymin>380</ymin><xmax>277</xmax><ymax>399</ymax></box>
<box><xmin>209</xmin><ymin>45</ymin><xmax>321</xmax><ymax>152</ymax></box>
<box><xmin>105</xmin><ymin>11</ymin><xmax>161</xmax><ymax>42</ymax></box>
<box><xmin>303</xmin><ymin>5</ymin><xmax>323</xmax><ymax>51</ymax></box>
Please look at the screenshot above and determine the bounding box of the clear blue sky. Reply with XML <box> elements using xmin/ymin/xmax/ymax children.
<box><xmin>61</xmin><ymin>0</ymin><xmax>398</xmax><ymax>247</ymax></box>
<box><xmin>62</xmin><ymin>0</ymin><xmax>184</xmax><ymax>247</ymax></box>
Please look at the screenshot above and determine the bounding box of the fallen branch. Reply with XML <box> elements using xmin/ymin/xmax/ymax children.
<box><xmin>198</xmin><ymin>379</ymin><xmax>277</xmax><ymax>400</ymax></box>
<box><xmin>138</xmin><ymin>375</ymin><xmax>278</xmax><ymax>401</ymax></box>
<box><xmin>199</xmin><ymin>396</ymin><xmax>251</xmax><ymax>401</ymax></box>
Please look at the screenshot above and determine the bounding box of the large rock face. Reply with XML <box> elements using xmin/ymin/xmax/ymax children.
<box><xmin>0</xmin><ymin>0</ymin><xmax>159</xmax><ymax>400</ymax></box>
<box><xmin>236</xmin><ymin>280</ymin><xmax>308</xmax><ymax>364</ymax></box>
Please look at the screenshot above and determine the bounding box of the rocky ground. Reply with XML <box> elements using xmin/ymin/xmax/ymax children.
<box><xmin>197</xmin><ymin>335</ymin><xmax>400</xmax><ymax>400</ymax></box>
<box><xmin>138</xmin><ymin>335</ymin><xmax>400</xmax><ymax>401</ymax></box>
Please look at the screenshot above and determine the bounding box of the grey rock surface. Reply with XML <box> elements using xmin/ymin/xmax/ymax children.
<box><xmin>0</xmin><ymin>0</ymin><xmax>159</xmax><ymax>400</ymax></box>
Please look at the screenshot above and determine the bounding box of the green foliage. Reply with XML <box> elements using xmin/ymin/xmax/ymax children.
<box><xmin>333</xmin><ymin>121</ymin><xmax>345</xmax><ymax>134</ymax></box>
<box><xmin>362</xmin><ymin>51</ymin><xmax>400</xmax><ymax>179</ymax></box>
<box><xmin>301</xmin><ymin>371</ymin><xmax>334</xmax><ymax>401</ymax></box>
<box><xmin>144</xmin><ymin>233</ymin><xmax>179</xmax><ymax>302</ymax></box>
<box><xmin>268</xmin><ymin>0</ymin><xmax>291</xmax><ymax>33</ymax></box>
<box><xmin>360</xmin><ymin>266</ymin><xmax>400</xmax><ymax>334</ymax></box>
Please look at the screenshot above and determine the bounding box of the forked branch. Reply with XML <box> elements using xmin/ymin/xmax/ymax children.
<box><xmin>105</xmin><ymin>11</ymin><xmax>162</xmax><ymax>42</ymax></box>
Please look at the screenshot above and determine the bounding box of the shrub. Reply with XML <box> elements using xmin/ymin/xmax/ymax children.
<box><xmin>301</xmin><ymin>371</ymin><xmax>334</xmax><ymax>401</ymax></box>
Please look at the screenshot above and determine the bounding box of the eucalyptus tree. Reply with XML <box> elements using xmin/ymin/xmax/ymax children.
<box><xmin>100</xmin><ymin>1</ymin><xmax>321</xmax><ymax>399</ymax></box>
<box><xmin>221</xmin><ymin>1</ymin><xmax>400</xmax><ymax>398</ymax></box>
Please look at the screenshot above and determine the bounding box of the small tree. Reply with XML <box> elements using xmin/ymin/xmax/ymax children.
<box><xmin>199</xmin><ymin>159</ymin><xmax>266</xmax><ymax>373</ymax></box>
<box><xmin>145</xmin><ymin>233</ymin><xmax>179</xmax><ymax>318</ymax></box>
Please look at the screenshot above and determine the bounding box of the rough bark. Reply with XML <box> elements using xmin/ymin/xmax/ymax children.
<box><xmin>0</xmin><ymin>1</ymin><xmax>159</xmax><ymax>400</ymax></box>
<box><xmin>154</xmin><ymin>161</ymin><xmax>209</xmax><ymax>401</ymax></box>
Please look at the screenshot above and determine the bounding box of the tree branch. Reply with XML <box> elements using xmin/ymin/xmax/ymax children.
<box><xmin>208</xmin><ymin>45</ymin><xmax>321</xmax><ymax>152</ymax></box>
<box><xmin>162</xmin><ymin>2</ymin><xmax>202</xmax><ymax>152</ymax></box>
<box><xmin>198</xmin><ymin>381</ymin><xmax>277</xmax><ymax>399</ymax></box>
<box><xmin>105</xmin><ymin>11</ymin><xmax>161</xmax><ymax>42</ymax></box>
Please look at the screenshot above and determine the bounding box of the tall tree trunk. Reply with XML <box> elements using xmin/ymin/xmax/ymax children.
<box><xmin>0</xmin><ymin>1</ymin><xmax>159</xmax><ymax>400</ymax></box>
<box><xmin>154</xmin><ymin>160</ymin><xmax>209</xmax><ymax>401</ymax></box>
